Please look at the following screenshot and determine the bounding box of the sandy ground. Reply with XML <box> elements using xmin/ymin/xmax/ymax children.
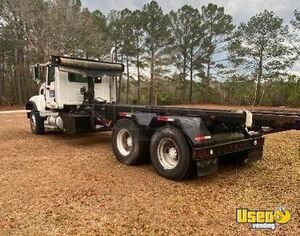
<box><xmin>0</xmin><ymin>112</ymin><xmax>299</xmax><ymax>235</ymax></box>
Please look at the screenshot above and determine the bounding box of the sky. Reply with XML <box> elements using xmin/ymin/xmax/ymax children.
<box><xmin>81</xmin><ymin>0</ymin><xmax>299</xmax><ymax>23</ymax></box>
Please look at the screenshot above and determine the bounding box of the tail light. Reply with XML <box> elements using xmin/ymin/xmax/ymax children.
<box><xmin>194</xmin><ymin>135</ymin><xmax>212</xmax><ymax>143</ymax></box>
<box><xmin>119</xmin><ymin>112</ymin><xmax>132</xmax><ymax>118</ymax></box>
<box><xmin>257</xmin><ymin>138</ymin><xmax>264</xmax><ymax>146</ymax></box>
<box><xmin>156</xmin><ymin>116</ymin><xmax>175</xmax><ymax>122</ymax></box>
<box><xmin>193</xmin><ymin>148</ymin><xmax>215</xmax><ymax>159</ymax></box>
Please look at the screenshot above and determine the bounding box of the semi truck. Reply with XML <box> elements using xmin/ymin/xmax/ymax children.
<box><xmin>25</xmin><ymin>55</ymin><xmax>300</xmax><ymax>180</ymax></box>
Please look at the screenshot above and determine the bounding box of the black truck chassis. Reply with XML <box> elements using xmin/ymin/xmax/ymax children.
<box><xmin>50</xmin><ymin>103</ymin><xmax>300</xmax><ymax>180</ymax></box>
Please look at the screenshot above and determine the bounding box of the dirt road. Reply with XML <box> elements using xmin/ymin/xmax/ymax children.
<box><xmin>0</xmin><ymin>112</ymin><xmax>299</xmax><ymax>235</ymax></box>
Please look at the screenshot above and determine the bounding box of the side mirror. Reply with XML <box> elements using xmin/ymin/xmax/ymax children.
<box><xmin>31</xmin><ymin>64</ymin><xmax>40</xmax><ymax>84</ymax></box>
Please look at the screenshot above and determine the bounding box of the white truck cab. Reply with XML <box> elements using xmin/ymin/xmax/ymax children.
<box><xmin>29</xmin><ymin>63</ymin><xmax>117</xmax><ymax>110</ymax></box>
<box><xmin>26</xmin><ymin>55</ymin><xmax>123</xmax><ymax>134</ymax></box>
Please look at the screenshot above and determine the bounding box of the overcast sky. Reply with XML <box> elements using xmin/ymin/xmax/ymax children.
<box><xmin>81</xmin><ymin>0</ymin><xmax>299</xmax><ymax>23</ymax></box>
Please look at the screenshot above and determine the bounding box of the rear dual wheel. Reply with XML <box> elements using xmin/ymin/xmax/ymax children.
<box><xmin>112</xmin><ymin>119</ymin><xmax>196</xmax><ymax>180</ymax></box>
<box><xmin>150</xmin><ymin>126</ymin><xmax>197</xmax><ymax>180</ymax></box>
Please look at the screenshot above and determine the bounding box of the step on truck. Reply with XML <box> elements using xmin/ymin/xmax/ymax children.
<box><xmin>26</xmin><ymin>54</ymin><xmax>300</xmax><ymax>180</ymax></box>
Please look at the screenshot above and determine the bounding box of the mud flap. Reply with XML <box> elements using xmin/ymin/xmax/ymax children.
<box><xmin>245</xmin><ymin>147</ymin><xmax>263</xmax><ymax>164</ymax></box>
<box><xmin>196</xmin><ymin>158</ymin><xmax>218</xmax><ymax>177</ymax></box>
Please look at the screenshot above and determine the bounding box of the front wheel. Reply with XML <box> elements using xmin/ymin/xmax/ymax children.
<box><xmin>150</xmin><ymin>126</ymin><xmax>196</xmax><ymax>180</ymax></box>
<box><xmin>30</xmin><ymin>110</ymin><xmax>45</xmax><ymax>135</ymax></box>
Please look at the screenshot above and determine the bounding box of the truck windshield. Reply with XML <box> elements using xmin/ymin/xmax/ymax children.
<box><xmin>68</xmin><ymin>73</ymin><xmax>102</xmax><ymax>83</ymax></box>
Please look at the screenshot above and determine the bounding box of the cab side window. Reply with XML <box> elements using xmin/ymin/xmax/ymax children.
<box><xmin>68</xmin><ymin>73</ymin><xmax>102</xmax><ymax>83</ymax></box>
<box><xmin>68</xmin><ymin>73</ymin><xmax>88</xmax><ymax>83</ymax></box>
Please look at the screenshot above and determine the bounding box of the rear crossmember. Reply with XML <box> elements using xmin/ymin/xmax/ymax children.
<box><xmin>192</xmin><ymin>137</ymin><xmax>264</xmax><ymax>159</ymax></box>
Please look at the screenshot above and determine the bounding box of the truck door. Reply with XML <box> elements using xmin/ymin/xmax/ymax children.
<box><xmin>45</xmin><ymin>65</ymin><xmax>58</xmax><ymax>109</ymax></box>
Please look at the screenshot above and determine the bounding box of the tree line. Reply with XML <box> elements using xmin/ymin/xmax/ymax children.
<box><xmin>0</xmin><ymin>0</ymin><xmax>299</xmax><ymax>107</ymax></box>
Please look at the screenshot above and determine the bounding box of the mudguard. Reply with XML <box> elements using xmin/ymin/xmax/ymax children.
<box><xmin>25</xmin><ymin>95</ymin><xmax>46</xmax><ymax>118</ymax></box>
<box><xmin>164</xmin><ymin>116</ymin><xmax>212</xmax><ymax>146</ymax></box>
<box><xmin>128</xmin><ymin>112</ymin><xmax>211</xmax><ymax>146</ymax></box>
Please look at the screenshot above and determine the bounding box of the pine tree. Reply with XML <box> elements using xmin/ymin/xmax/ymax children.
<box><xmin>131</xmin><ymin>10</ymin><xmax>144</xmax><ymax>104</ymax></box>
<box><xmin>201</xmin><ymin>3</ymin><xmax>234</xmax><ymax>101</ymax></box>
<box><xmin>119</xmin><ymin>9</ymin><xmax>134</xmax><ymax>104</ymax></box>
<box><xmin>107</xmin><ymin>10</ymin><xmax>123</xmax><ymax>101</ymax></box>
<box><xmin>291</xmin><ymin>10</ymin><xmax>300</xmax><ymax>55</ymax></box>
<box><xmin>291</xmin><ymin>10</ymin><xmax>300</xmax><ymax>30</ymax></box>
<box><xmin>141</xmin><ymin>1</ymin><xmax>170</xmax><ymax>105</ymax></box>
<box><xmin>229</xmin><ymin>10</ymin><xmax>297</xmax><ymax>105</ymax></box>
<box><xmin>169</xmin><ymin>5</ymin><xmax>206</xmax><ymax>103</ymax></box>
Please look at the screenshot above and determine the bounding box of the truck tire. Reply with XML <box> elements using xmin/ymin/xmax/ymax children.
<box><xmin>112</xmin><ymin>118</ymin><xmax>148</xmax><ymax>165</ymax></box>
<box><xmin>30</xmin><ymin>110</ymin><xmax>45</xmax><ymax>135</ymax></box>
<box><xmin>150</xmin><ymin>125</ymin><xmax>196</xmax><ymax>180</ymax></box>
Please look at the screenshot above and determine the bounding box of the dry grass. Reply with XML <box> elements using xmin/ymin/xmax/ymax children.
<box><xmin>0</xmin><ymin>112</ymin><xmax>299</xmax><ymax>235</ymax></box>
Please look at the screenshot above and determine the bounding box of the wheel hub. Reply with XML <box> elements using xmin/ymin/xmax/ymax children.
<box><xmin>126</xmin><ymin>136</ymin><xmax>133</xmax><ymax>147</ymax></box>
<box><xmin>168</xmin><ymin>147</ymin><xmax>178</xmax><ymax>160</ymax></box>
<box><xmin>157</xmin><ymin>138</ymin><xmax>180</xmax><ymax>169</ymax></box>
<box><xmin>116</xmin><ymin>129</ymin><xmax>133</xmax><ymax>156</ymax></box>
<box><xmin>31</xmin><ymin>114</ymin><xmax>36</xmax><ymax>130</ymax></box>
